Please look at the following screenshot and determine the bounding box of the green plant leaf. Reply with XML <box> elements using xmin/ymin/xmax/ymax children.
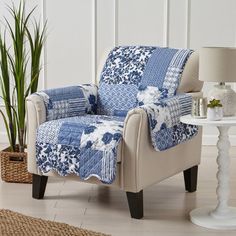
<box><xmin>0</xmin><ymin>0</ymin><xmax>46</xmax><ymax>152</ymax></box>
<box><xmin>26</xmin><ymin>18</ymin><xmax>47</xmax><ymax>94</ymax></box>
<box><xmin>207</xmin><ymin>99</ymin><xmax>223</xmax><ymax>108</ymax></box>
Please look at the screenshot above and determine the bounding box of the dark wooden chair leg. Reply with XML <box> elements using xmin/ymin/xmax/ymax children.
<box><xmin>126</xmin><ymin>190</ymin><xmax>143</xmax><ymax>219</ymax></box>
<box><xmin>32</xmin><ymin>174</ymin><xmax>48</xmax><ymax>199</ymax></box>
<box><xmin>183</xmin><ymin>165</ymin><xmax>198</xmax><ymax>192</ymax></box>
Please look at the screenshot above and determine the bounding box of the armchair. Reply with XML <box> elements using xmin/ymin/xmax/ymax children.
<box><xmin>26</xmin><ymin>46</ymin><xmax>203</xmax><ymax>219</ymax></box>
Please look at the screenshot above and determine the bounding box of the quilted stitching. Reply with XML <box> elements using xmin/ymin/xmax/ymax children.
<box><xmin>36</xmin><ymin>86</ymin><xmax>87</xmax><ymax>121</ymax></box>
<box><xmin>164</xmin><ymin>98</ymin><xmax>181</xmax><ymax>125</ymax></box>
<box><xmin>140</xmin><ymin>94</ymin><xmax>198</xmax><ymax>151</ymax></box>
<box><xmin>97</xmin><ymin>84</ymin><xmax>138</xmax><ymax>116</ymax></box>
<box><xmin>37</xmin><ymin>119</ymin><xmax>63</xmax><ymax>144</ymax></box>
<box><xmin>162</xmin><ymin>49</ymin><xmax>193</xmax><ymax>96</ymax></box>
<box><xmin>58</xmin><ymin>122</ymin><xmax>87</xmax><ymax>146</ymax></box>
<box><xmin>36</xmin><ymin>115</ymin><xmax>124</xmax><ymax>183</ymax></box>
<box><xmin>140</xmin><ymin>47</ymin><xmax>178</xmax><ymax>88</ymax></box>
<box><xmin>35</xmin><ymin>47</ymin><xmax>197</xmax><ymax>184</ymax></box>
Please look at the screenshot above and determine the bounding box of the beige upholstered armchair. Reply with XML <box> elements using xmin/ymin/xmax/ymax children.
<box><xmin>26</xmin><ymin>47</ymin><xmax>203</xmax><ymax>219</ymax></box>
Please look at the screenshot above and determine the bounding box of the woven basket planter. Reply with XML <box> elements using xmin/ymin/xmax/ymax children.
<box><xmin>0</xmin><ymin>147</ymin><xmax>32</xmax><ymax>183</ymax></box>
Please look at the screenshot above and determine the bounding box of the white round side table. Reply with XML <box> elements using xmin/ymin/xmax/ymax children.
<box><xmin>180</xmin><ymin>115</ymin><xmax>236</xmax><ymax>230</ymax></box>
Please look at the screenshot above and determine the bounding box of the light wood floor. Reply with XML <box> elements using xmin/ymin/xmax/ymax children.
<box><xmin>0</xmin><ymin>144</ymin><xmax>236</xmax><ymax>236</ymax></box>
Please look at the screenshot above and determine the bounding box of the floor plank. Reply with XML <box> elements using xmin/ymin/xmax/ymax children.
<box><xmin>0</xmin><ymin>144</ymin><xmax>236</xmax><ymax>235</ymax></box>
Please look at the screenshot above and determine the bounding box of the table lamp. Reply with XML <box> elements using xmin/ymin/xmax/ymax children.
<box><xmin>199</xmin><ymin>47</ymin><xmax>236</xmax><ymax>116</ymax></box>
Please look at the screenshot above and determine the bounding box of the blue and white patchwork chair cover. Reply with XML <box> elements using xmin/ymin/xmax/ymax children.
<box><xmin>27</xmin><ymin>46</ymin><xmax>203</xmax><ymax>219</ymax></box>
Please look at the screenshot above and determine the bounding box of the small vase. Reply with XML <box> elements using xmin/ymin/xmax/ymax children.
<box><xmin>207</xmin><ymin>107</ymin><xmax>223</xmax><ymax>121</ymax></box>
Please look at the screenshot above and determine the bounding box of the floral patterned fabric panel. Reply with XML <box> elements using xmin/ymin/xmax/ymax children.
<box><xmin>100</xmin><ymin>46</ymin><xmax>156</xmax><ymax>85</ymax></box>
<box><xmin>79</xmin><ymin>117</ymin><xmax>124</xmax><ymax>183</ymax></box>
<box><xmin>137</xmin><ymin>86</ymin><xmax>169</xmax><ymax>106</ymax></box>
<box><xmin>36</xmin><ymin>115</ymin><xmax>124</xmax><ymax>183</ymax></box>
<box><xmin>139</xmin><ymin>93</ymin><xmax>198</xmax><ymax>151</ymax></box>
<box><xmin>79</xmin><ymin>84</ymin><xmax>98</xmax><ymax>114</ymax></box>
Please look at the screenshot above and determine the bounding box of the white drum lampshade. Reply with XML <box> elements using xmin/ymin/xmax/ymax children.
<box><xmin>199</xmin><ymin>47</ymin><xmax>236</xmax><ymax>116</ymax></box>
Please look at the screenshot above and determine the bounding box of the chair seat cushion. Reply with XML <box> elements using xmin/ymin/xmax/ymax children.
<box><xmin>36</xmin><ymin>115</ymin><xmax>124</xmax><ymax>163</ymax></box>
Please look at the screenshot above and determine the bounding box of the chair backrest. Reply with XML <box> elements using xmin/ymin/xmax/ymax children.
<box><xmin>97</xmin><ymin>46</ymin><xmax>203</xmax><ymax>116</ymax></box>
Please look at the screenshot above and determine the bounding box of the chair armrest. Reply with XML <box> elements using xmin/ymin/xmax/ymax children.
<box><xmin>26</xmin><ymin>94</ymin><xmax>47</xmax><ymax>126</ymax></box>
<box><xmin>34</xmin><ymin>85</ymin><xmax>97</xmax><ymax>121</ymax></box>
<box><xmin>26</xmin><ymin>94</ymin><xmax>46</xmax><ymax>174</ymax></box>
<box><xmin>121</xmin><ymin>107</ymin><xmax>148</xmax><ymax>191</ymax></box>
<box><xmin>26</xmin><ymin>84</ymin><xmax>97</xmax><ymax>174</ymax></box>
<box><xmin>121</xmin><ymin>92</ymin><xmax>202</xmax><ymax>192</ymax></box>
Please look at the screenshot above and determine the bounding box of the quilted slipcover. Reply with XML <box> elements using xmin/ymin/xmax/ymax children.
<box><xmin>35</xmin><ymin>46</ymin><xmax>197</xmax><ymax>184</ymax></box>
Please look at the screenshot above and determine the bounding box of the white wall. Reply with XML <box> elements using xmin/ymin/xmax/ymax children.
<box><xmin>1</xmin><ymin>0</ymin><xmax>236</xmax><ymax>145</ymax></box>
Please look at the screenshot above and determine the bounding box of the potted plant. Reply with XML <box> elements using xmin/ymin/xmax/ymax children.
<box><xmin>0</xmin><ymin>1</ymin><xmax>46</xmax><ymax>183</ymax></box>
<box><xmin>207</xmin><ymin>99</ymin><xmax>223</xmax><ymax>121</ymax></box>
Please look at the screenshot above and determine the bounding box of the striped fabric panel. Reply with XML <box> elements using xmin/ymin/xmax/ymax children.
<box><xmin>68</xmin><ymin>99</ymin><xmax>86</xmax><ymax>108</ymax></box>
<box><xmin>169</xmin><ymin>49</ymin><xmax>192</xmax><ymax>68</ymax></box>
<box><xmin>162</xmin><ymin>49</ymin><xmax>193</xmax><ymax>96</ymax></box>
<box><xmin>178</xmin><ymin>94</ymin><xmax>192</xmax><ymax>116</ymax></box>
<box><xmin>161</xmin><ymin>94</ymin><xmax>192</xmax><ymax>125</ymax></box>
<box><xmin>68</xmin><ymin>98</ymin><xmax>87</xmax><ymax>117</ymax></box>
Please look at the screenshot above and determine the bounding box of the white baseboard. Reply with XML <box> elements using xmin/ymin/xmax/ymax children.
<box><xmin>202</xmin><ymin>135</ymin><xmax>236</xmax><ymax>146</ymax></box>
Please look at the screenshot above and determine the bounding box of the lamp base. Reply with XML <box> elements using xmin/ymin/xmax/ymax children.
<box><xmin>208</xmin><ymin>84</ymin><xmax>236</xmax><ymax>116</ymax></box>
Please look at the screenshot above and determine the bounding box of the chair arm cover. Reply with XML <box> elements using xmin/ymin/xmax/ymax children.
<box><xmin>138</xmin><ymin>94</ymin><xmax>198</xmax><ymax>151</ymax></box>
<box><xmin>34</xmin><ymin>84</ymin><xmax>97</xmax><ymax>121</ymax></box>
<box><xmin>26</xmin><ymin>84</ymin><xmax>97</xmax><ymax>174</ymax></box>
<box><xmin>122</xmin><ymin>93</ymin><xmax>202</xmax><ymax>191</ymax></box>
